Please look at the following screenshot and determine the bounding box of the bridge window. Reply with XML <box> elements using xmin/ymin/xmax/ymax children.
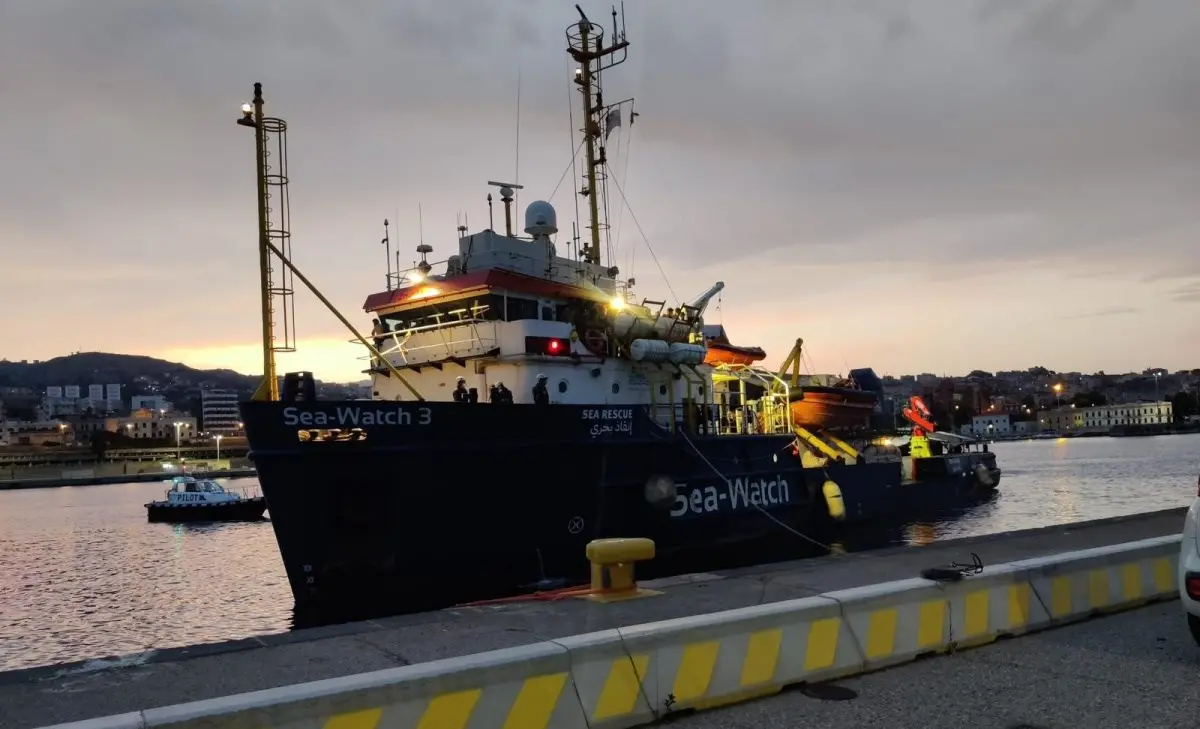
<box><xmin>505</xmin><ymin>297</ymin><xmax>539</xmax><ymax>322</ymax></box>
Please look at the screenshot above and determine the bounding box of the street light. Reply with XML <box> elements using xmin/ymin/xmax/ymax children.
<box><xmin>173</xmin><ymin>421</ymin><xmax>184</xmax><ymax>460</ymax></box>
<box><xmin>215</xmin><ymin>434</ymin><xmax>223</xmax><ymax>461</ymax></box>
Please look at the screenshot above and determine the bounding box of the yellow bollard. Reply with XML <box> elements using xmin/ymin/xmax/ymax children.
<box><xmin>581</xmin><ymin>538</ymin><xmax>662</xmax><ymax>603</ymax></box>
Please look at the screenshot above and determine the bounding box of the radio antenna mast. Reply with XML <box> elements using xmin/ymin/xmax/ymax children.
<box><xmin>567</xmin><ymin>3</ymin><xmax>632</xmax><ymax>268</ymax></box>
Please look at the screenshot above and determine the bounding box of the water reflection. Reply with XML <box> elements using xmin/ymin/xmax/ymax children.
<box><xmin>3</xmin><ymin>435</ymin><xmax>1198</xmax><ymax>670</ymax></box>
<box><xmin>0</xmin><ymin>479</ymin><xmax>288</xmax><ymax>671</ymax></box>
<box><xmin>906</xmin><ymin>523</ymin><xmax>937</xmax><ymax>546</ymax></box>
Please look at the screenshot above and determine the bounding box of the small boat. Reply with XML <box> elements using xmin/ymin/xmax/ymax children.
<box><xmin>789</xmin><ymin>383</ymin><xmax>879</xmax><ymax>430</ymax></box>
<box><xmin>145</xmin><ymin>476</ymin><xmax>267</xmax><ymax>523</ymax></box>
<box><xmin>704</xmin><ymin>342</ymin><xmax>768</xmax><ymax>367</ymax></box>
<box><xmin>700</xmin><ymin>324</ymin><xmax>768</xmax><ymax>366</ymax></box>
<box><xmin>778</xmin><ymin>338</ymin><xmax>880</xmax><ymax>431</ymax></box>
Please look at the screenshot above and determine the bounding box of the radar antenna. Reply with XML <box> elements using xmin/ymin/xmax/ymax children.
<box><xmin>567</xmin><ymin>3</ymin><xmax>633</xmax><ymax>267</ymax></box>
<box><xmin>487</xmin><ymin>181</ymin><xmax>524</xmax><ymax>237</ymax></box>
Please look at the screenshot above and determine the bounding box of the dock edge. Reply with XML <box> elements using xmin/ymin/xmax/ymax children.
<box><xmin>34</xmin><ymin>535</ymin><xmax>1183</xmax><ymax>729</ymax></box>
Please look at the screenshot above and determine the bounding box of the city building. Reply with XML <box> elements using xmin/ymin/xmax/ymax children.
<box><xmin>1038</xmin><ymin>401</ymin><xmax>1173</xmax><ymax>433</ymax></box>
<box><xmin>200</xmin><ymin>389</ymin><xmax>241</xmax><ymax>433</ymax></box>
<box><xmin>130</xmin><ymin>395</ymin><xmax>172</xmax><ymax>412</ymax></box>
<box><xmin>971</xmin><ymin>413</ymin><xmax>1012</xmax><ymax>436</ymax></box>
<box><xmin>42</xmin><ymin>383</ymin><xmax>124</xmax><ymax>416</ymax></box>
<box><xmin>1011</xmin><ymin>420</ymin><xmax>1041</xmax><ymax>436</ymax></box>
<box><xmin>0</xmin><ymin>420</ymin><xmax>71</xmax><ymax>447</ymax></box>
<box><xmin>64</xmin><ymin>415</ymin><xmax>111</xmax><ymax>444</ymax></box>
<box><xmin>105</xmin><ymin>384</ymin><xmax>122</xmax><ymax>411</ymax></box>
<box><xmin>106</xmin><ymin>409</ymin><xmax>197</xmax><ymax>442</ymax></box>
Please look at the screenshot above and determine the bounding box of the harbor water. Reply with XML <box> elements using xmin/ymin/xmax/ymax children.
<box><xmin>1</xmin><ymin>435</ymin><xmax>1196</xmax><ymax>672</ymax></box>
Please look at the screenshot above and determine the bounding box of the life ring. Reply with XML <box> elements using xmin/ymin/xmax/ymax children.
<box><xmin>584</xmin><ymin>329</ymin><xmax>607</xmax><ymax>356</ymax></box>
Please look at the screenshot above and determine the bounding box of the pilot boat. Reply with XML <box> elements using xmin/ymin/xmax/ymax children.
<box><xmin>145</xmin><ymin>476</ymin><xmax>268</xmax><ymax>523</ymax></box>
<box><xmin>234</xmin><ymin>5</ymin><xmax>1001</xmax><ymax>621</ymax></box>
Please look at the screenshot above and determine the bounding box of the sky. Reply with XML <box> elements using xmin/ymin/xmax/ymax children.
<box><xmin>3</xmin><ymin>0</ymin><xmax>1200</xmax><ymax>382</ymax></box>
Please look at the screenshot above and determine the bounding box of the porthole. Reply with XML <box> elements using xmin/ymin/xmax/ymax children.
<box><xmin>658</xmin><ymin>384</ymin><xmax>667</xmax><ymax>396</ymax></box>
<box><xmin>612</xmin><ymin>383</ymin><xmax>620</xmax><ymax>394</ymax></box>
<box><xmin>558</xmin><ymin>379</ymin><xmax>569</xmax><ymax>394</ymax></box>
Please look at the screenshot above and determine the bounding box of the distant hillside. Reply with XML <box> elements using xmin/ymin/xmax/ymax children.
<box><xmin>0</xmin><ymin>352</ymin><xmax>259</xmax><ymax>393</ymax></box>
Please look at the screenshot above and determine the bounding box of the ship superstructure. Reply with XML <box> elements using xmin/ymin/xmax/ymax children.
<box><xmin>357</xmin><ymin>5</ymin><xmax>776</xmax><ymax>436</ymax></box>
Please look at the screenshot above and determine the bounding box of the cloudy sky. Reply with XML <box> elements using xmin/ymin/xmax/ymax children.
<box><xmin>3</xmin><ymin>0</ymin><xmax>1200</xmax><ymax>381</ymax></box>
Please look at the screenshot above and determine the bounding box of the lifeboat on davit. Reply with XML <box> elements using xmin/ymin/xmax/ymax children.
<box><xmin>703</xmin><ymin>341</ymin><xmax>768</xmax><ymax>367</ymax></box>
<box><xmin>788</xmin><ymin>382</ymin><xmax>879</xmax><ymax>431</ymax></box>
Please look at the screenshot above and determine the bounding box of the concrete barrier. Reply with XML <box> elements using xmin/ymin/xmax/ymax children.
<box><xmin>36</xmin><ymin>535</ymin><xmax>1182</xmax><ymax>729</ymax></box>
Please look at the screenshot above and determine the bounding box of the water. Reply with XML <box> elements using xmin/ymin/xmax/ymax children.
<box><xmin>1</xmin><ymin>435</ymin><xmax>1196</xmax><ymax>671</ymax></box>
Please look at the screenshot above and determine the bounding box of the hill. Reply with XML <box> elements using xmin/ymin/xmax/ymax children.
<box><xmin>0</xmin><ymin>352</ymin><xmax>259</xmax><ymax>394</ymax></box>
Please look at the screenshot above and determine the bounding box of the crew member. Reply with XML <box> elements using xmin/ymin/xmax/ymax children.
<box><xmin>532</xmin><ymin>374</ymin><xmax>550</xmax><ymax>405</ymax></box>
<box><xmin>694</xmin><ymin>401</ymin><xmax>708</xmax><ymax>436</ymax></box>
<box><xmin>496</xmin><ymin>382</ymin><xmax>513</xmax><ymax>404</ymax></box>
<box><xmin>370</xmin><ymin>318</ymin><xmax>385</xmax><ymax>347</ymax></box>
<box><xmin>489</xmin><ymin>383</ymin><xmax>501</xmax><ymax>403</ymax></box>
<box><xmin>370</xmin><ymin>318</ymin><xmax>386</xmax><ymax>367</ymax></box>
<box><xmin>453</xmin><ymin>376</ymin><xmax>469</xmax><ymax>403</ymax></box>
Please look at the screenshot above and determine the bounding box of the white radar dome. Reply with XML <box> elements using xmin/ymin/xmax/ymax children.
<box><xmin>524</xmin><ymin>200</ymin><xmax>558</xmax><ymax>237</ymax></box>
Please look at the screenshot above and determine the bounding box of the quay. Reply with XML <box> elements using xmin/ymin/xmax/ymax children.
<box><xmin>3</xmin><ymin>507</ymin><xmax>1186</xmax><ymax>729</ymax></box>
<box><xmin>676</xmin><ymin>601</ymin><xmax>1200</xmax><ymax>728</ymax></box>
<box><xmin>0</xmin><ymin>468</ymin><xmax>257</xmax><ymax>490</ymax></box>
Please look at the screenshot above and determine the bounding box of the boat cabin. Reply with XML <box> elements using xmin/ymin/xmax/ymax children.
<box><xmin>164</xmin><ymin>476</ymin><xmax>241</xmax><ymax>505</ymax></box>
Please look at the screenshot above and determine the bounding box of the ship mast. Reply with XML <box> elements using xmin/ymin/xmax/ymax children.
<box><xmin>567</xmin><ymin>4</ymin><xmax>630</xmax><ymax>268</ymax></box>
<box><xmin>237</xmin><ymin>83</ymin><xmax>297</xmax><ymax>402</ymax></box>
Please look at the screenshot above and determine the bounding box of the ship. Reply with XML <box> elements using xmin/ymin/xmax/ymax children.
<box><xmin>234</xmin><ymin>5</ymin><xmax>1003</xmax><ymax>621</ymax></box>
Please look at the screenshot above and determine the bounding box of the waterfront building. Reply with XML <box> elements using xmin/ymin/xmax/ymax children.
<box><xmin>971</xmin><ymin>413</ymin><xmax>1012</xmax><ymax>436</ymax></box>
<box><xmin>1037</xmin><ymin>401</ymin><xmax>1173</xmax><ymax>433</ymax></box>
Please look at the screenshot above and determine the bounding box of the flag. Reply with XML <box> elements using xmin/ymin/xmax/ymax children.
<box><xmin>605</xmin><ymin>108</ymin><xmax>621</xmax><ymax>140</ymax></box>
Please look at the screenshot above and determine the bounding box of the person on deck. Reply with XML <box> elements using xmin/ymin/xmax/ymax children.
<box><xmin>532</xmin><ymin>374</ymin><xmax>550</xmax><ymax>405</ymax></box>
<box><xmin>496</xmin><ymin>382</ymin><xmax>513</xmax><ymax>404</ymax></box>
<box><xmin>694</xmin><ymin>401</ymin><xmax>708</xmax><ymax>436</ymax></box>
<box><xmin>370</xmin><ymin>318</ymin><xmax>386</xmax><ymax>368</ymax></box>
<box><xmin>453</xmin><ymin>377</ymin><xmax>469</xmax><ymax>403</ymax></box>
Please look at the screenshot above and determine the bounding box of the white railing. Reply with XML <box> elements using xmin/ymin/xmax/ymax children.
<box><xmin>357</xmin><ymin>319</ymin><xmax>500</xmax><ymax>367</ymax></box>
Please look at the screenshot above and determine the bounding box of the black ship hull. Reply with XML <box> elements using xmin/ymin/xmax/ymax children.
<box><xmin>240</xmin><ymin>400</ymin><xmax>998</xmax><ymax>622</ymax></box>
<box><xmin>145</xmin><ymin>497</ymin><xmax>268</xmax><ymax>523</ymax></box>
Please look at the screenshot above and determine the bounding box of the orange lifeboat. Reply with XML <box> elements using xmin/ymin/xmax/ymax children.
<box><xmin>703</xmin><ymin>341</ymin><xmax>768</xmax><ymax>367</ymax></box>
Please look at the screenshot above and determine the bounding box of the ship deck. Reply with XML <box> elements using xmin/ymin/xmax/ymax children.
<box><xmin>0</xmin><ymin>507</ymin><xmax>1187</xmax><ymax>729</ymax></box>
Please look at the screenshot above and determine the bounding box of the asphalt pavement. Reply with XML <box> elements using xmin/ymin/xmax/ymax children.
<box><xmin>673</xmin><ymin>600</ymin><xmax>1200</xmax><ymax>729</ymax></box>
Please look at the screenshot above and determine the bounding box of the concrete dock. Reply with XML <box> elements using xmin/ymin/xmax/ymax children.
<box><xmin>0</xmin><ymin>507</ymin><xmax>1186</xmax><ymax>729</ymax></box>
<box><xmin>673</xmin><ymin>600</ymin><xmax>1200</xmax><ymax>728</ymax></box>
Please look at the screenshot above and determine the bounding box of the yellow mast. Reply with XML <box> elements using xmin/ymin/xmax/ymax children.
<box><xmin>236</xmin><ymin>83</ymin><xmax>425</xmax><ymax>402</ymax></box>
<box><xmin>238</xmin><ymin>83</ymin><xmax>280</xmax><ymax>402</ymax></box>
<box><xmin>568</xmin><ymin>5</ymin><xmax>629</xmax><ymax>267</ymax></box>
